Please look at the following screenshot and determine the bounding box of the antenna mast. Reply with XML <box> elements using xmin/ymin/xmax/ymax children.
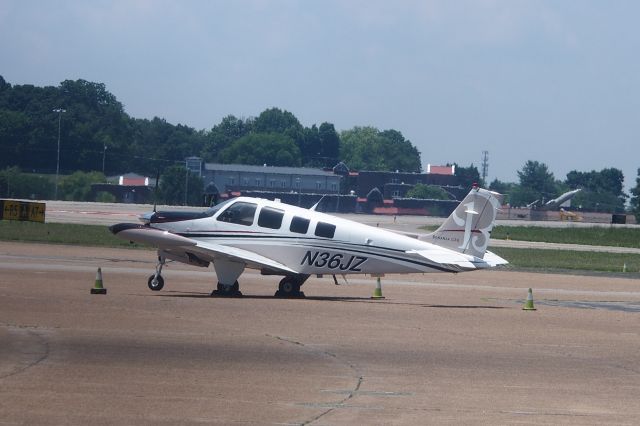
<box><xmin>481</xmin><ymin>150</ymin><xmax>489</xmax><ymax>185</ymax></box>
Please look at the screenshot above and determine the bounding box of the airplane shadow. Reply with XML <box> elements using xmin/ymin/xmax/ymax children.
<box><xmin>152</xmin><ymin>291</ymin><xmax>507</xmax><ymax>308</ymax></box>
<box><xmin>421</xmin><ymin>304</ymin><xmax>506</xmax><ymax>309</ymax></box>
<box><xmin>155</xmin><ymin>292</ymin><xmax>370</xmax><ymax>302</ymax></box>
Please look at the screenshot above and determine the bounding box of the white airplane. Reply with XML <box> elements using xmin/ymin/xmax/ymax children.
<box><xmin>109</xmin><ymin>185</ymin><xmax>507</xmax><ymax>297</ymax></box>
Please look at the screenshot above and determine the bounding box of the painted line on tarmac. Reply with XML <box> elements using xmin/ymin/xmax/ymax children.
<box><xmin>528</xmin><ymin>299</ymin><xmax>640</xmax><ymax>313</ymax></box>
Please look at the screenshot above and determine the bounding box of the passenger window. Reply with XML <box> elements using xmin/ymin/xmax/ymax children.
<box><xmin>290</xmin><ymin>216</ymin><xmax>310</xmax><ymax>234</ymax></box>
<box><xmin>216</xmin><ymin>201</ymin><xmax>257</xmax><ymax>226</ymax></box>
<box><xmin>314</xmin><ymin>222</ymin><xmax>336</xmax><ymax>238</ymax></box>
<box><xmin>258</xmin><ymin>207</ymin><xmax>284</xmax><ymax>229</ymax></box>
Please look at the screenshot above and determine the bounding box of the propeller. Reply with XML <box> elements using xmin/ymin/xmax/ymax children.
<box><xmin>153</xmin><ymin>168</ymin><xmax>160</xmax><ymax>213</ymax></box>
<box><xmin>140</xmin><ymin>169</ymin><xmax>161</xmax><ymax>225</ymax></box>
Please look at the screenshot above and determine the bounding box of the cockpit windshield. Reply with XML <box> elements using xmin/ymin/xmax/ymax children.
<box><xmin>204</xmin><ymin>198</ymin><xmax>235</xmax><ymax>217</ymax></box>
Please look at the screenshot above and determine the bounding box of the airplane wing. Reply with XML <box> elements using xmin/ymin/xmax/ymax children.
<box><xmin>109</xmin><ymin>223</ymin><xmax>298</xmax><ymax>275</ymax></box>
<box><xmin>190</xmin><ymin>241</ymin><xmax>298</xmax><ymax>274</ymax></box>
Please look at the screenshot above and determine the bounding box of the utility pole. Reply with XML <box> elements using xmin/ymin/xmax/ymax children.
<box><xmin>53</xmin><ymin>108</ymin><xmax>66</xmax><ymax>200</ymax></box>
<box><xmin>102</xmin><ymin>145</ymin><xmax>107</xmax><ymax>175</ymax></box>
<box><xmin>184</xmin><ymin>167</ymin><xmax>189</xmax><ymax>206</ymax></box>
<box><xmin>481</xmin><ymin>150</ymin><xmax>489</xmax><ymax>185</ymax></box>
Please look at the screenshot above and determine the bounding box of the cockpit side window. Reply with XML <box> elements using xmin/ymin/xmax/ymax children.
<box><xmin>314</xmin><ymin>221</ymin><xmax>336</xmax><ymax>238</ymax></box>
<box><xmin>290</xmin><ymin>216</ymin><xmax>310</xmax><ymax>234</ymax></box>
<box><xmin>216</xmin><ymin>201</ymin><xmax>257</xmax><ymax>226</ymax></box>
<box><xmin>258</xmin><ymin>206</ymin><xmax>284</xmax><ymax>229</ymax></box>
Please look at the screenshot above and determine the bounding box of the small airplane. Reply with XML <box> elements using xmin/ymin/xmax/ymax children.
<box><xmin>526</xmin><ymin>188</ymin><xmax>582</xmax><ymax>210</ymax></box>
<box><xmin>109</xmin><ymin>185</ymin><xmax>507</xmax><ymax>297</ymax></box>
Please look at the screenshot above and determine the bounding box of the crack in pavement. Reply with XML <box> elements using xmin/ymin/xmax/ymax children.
<box><xmin>266</xmin><ymin>334</ymin><xmax>363</xmax><ymax>425</ymax></box>
<box><xmin>0</xmin><ymin>326</ymin><xmax>50</xmax><ymax>381</ymax></box>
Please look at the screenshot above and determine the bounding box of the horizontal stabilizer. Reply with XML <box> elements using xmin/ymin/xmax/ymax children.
<box><xmin>481</xmin><ymin>250</ymin><xmax>509</xmax><ymax>267</ymax></box>
<box><xmin>408</xmin><ymin>248</ymin><xmax>509</xmax><ymax>270</ymax></box>
<box><xmin>407</xmin><ymin>249</ymin><xmax>477</xmax><ymax>270</ymax></box>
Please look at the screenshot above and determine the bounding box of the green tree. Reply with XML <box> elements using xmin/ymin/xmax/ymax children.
<box><xmin>406</xmin><ymin>184</ymin><xmax>449</xmax><ymax>200</ymax></box>
<box><xmin>158</xmin><ymin>165</ymin><xmax>204</xmax><ymax>206</ymax></box>
<box><xmin>129</xmin><ymin>118</ymin><xmax>207</xmax><ymax>176</ymax></box>
<box><xmin>219</xmin><ymin>133</ymin><xmax>301</xmax><ymax>167</ymax></box>
<box><xmin>379</xmin><ymin>129</ymin><xmax>422</xmax><ymax>172</ymax></box>
<box><xmin>318</xmin><ymin>122</ymin><xmax>340</xmax><ymax>167</ymax></box>
<box><xmin>202</xmin><ymin>115</ymin><xmax>252</xmax><ymax>162</ymax></box>
<box><xmin>0</xmin><ymin>76</ymin><xmax>212</xmax><ymax>178</ymax></box>
<box><xmin>58</xmin><ymin>171</ymin><xmax>106</xmax><ymax>201</ymax></box>
<box><xmin>488</xmin><ymin>179</ymin><xmax>513</xmax><ymax>194</ymax></box>
<box><xmin>302</xmin><ymin>124</ymin><xmax>322</xmax><ymax>166</ymax></box>
<box><xmin>340</xmin><ymin>126</ymin><xmax>421</xmax><ymax>172</ymax></box>
<box><xmin>566</xmin><ymin>168</ymin><xmax>627</xmax><ymax>213</ymax></box>
<box><xmin>0</xmin><ymin>167</ymin><xmax>54</xmax><ymax>199</ymax></box>
<box><xmin>488</xmin><ymin>179</ymin><xmax>515</xmax><ymax>204</ymax></box>
<box><xmin>253</xmin><ymin>108</ymin><xmax>308</xmax><ymax>161</ymax></box>
<box><xmin>630</xmin><ymin>168</ymin><xmax>640</xmax><ymax>221</ymax></box>
<box><xmin>509</xmin><ymin>160</ymin><xmax>558</xmax><ymax>207</ymax></box>
<box><xmin>95</xmin><ymin>191</ymin><xmax>116</xmax><ymax>203</ymax></box>
<box><xmin>452</xmin><ymin>163</ymin><xmax>481</xmax><ymax>188</ymax></box>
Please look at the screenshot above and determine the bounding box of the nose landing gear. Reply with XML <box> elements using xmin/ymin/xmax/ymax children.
<box><xmin>148</xmin><ymin>256</ymin><xmax>166</xmax><ymax>291</ymax></box>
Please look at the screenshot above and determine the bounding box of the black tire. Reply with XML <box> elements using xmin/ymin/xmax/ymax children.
<box><xmin>148</xmin><ymin>274</ymin><xmax>164</xmax><ymax>291</ymax></box>
<box><xmin>278</xmin><ymin>278</ymin><xmax>300</xmax><ymax>297</ymax></box>
<box><xmin>215</xmin><ymin>281</ymin><xmax>240</xmax><ymax>296</ymax></box>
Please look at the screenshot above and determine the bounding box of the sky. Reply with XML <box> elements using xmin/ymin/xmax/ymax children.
<box><xmin>1</xmin><ymin>0</ymin><xmax>639</xmax><ymax>191</ymax></box>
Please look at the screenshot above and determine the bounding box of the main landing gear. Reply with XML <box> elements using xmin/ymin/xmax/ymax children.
<box><xmin>275</xmin><ymin>275</ymin><xmax>309</xmax><ymax>298</ymax></box>
<box><xmin>211</xmin><ymin>281</ymin><xmax>242</xmax><ymax>297</ymax></box>
<box><xmin>148</xmin><ymin>256</ymin><xmax>166</xmax><ymax>291</ymax></box>
<box><xmin>210</xmin><ymin>258</ymin><xmax>245</xmax><ymax>297</ymax></box>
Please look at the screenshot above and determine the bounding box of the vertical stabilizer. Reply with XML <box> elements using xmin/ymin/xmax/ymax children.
<box><xmin>421</xmin><ymin>187</ymin><xmax>503</xmax><ymax>258</ymax></box>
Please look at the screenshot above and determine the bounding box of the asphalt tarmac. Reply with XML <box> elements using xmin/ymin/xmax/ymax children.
<box><xmin>1</xmin><ymin>241</ymin><xmax>639</xmax><ymax>424</ymax></box>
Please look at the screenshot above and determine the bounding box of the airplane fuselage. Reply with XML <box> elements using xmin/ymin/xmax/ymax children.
<box><xmin>152</xmin><ymin>197</ymin><xmax>468</xmax><ymax>276</ymax></box>
<box><xmin>110</xmin><ymin>187</ymin><xmax>506</xmax><ymax>296</ymax></box>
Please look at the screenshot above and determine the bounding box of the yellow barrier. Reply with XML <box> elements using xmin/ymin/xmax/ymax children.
<box><xmin>0</xmin><ymin>199</ymin><xmax>46</xmax><ymax>223</ymax></box>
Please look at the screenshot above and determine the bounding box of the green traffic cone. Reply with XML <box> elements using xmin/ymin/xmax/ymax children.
<box><xmin>522</xmin><ymin>288</ymin><xmax>535</xmax><ymax>310</ymax></box>
<box><xmin>371</xmin><ymin>277</ymin><xmax>385</xmax><ymax>299</ymax></box>
<box><xmin>91</xmin><ymin>267</ymin><xmax>107</xmax><ymax>295</ymax></box>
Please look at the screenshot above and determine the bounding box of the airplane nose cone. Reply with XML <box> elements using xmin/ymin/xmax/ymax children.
<box><xmin>109</xmin><ymin>223</ymin><xmax>145</xmax><ymax>235</ymax></box>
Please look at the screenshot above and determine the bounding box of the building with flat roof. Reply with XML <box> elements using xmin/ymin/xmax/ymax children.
<box><xmin>190</xmin><ymin>160</ymin><xmax>341</xmax><ymax>198</ymax></box>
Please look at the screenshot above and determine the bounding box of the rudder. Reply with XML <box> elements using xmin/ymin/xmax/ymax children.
<box><xmin>421</xmin><ymin>187</ymin><xmax>502</xmax><ymax>258</ymax></box>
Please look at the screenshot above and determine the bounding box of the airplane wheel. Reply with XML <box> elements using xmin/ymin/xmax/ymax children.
<box><xmin>214</xmin><ymin>281</ymin><xmax>241</xmax><ymax>297</ymax></box>
<box><xmin>147</xmin><ymin>274</ymin><xmax>164</xmax><ymax>291</ymax></box>
<box><xmin>277</xmin><ymin>278</ymin><xmax>302</xmax><ymax>298</ymax></box>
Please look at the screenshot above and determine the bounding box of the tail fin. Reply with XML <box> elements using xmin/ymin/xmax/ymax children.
<box><xmin>421</xmin><ymin>186</ymin><xmax>503</xmax><ymax>258</ymax></box>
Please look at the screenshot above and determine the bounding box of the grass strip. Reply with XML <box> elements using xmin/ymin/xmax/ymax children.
<box><xmin>419</xmin><ymin>225</ymin><xmax>640</xmax><ymax>249</ymax></box>
<box><xmin>491</xmin><ymin>247</ymin><xmax>640</xmax><ymax>273</ymax></box>
<box><xmin>0</xmin><ymin>220</ymin><xmax>144</xmax><ymax>248</ymax></box>
<box><xmin>490</xmin><ymin>226</ymin><xmax>640</xmax><ymax>249</ymax></box>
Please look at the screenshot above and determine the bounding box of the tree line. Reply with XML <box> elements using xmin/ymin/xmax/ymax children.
<box><xmin>1</xmin><ymin>76</ymin><xmax>639</xmax><ymax>218</ymax></box>
<box><xmin>0</xmin><ymin>76</ymin><xmax>421</xmax><ymax>176</ymax></box>
<box><xmin>489</xmin><ymin>160</ymin><xmax>632</xmax><ymax>214</ymax></box>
